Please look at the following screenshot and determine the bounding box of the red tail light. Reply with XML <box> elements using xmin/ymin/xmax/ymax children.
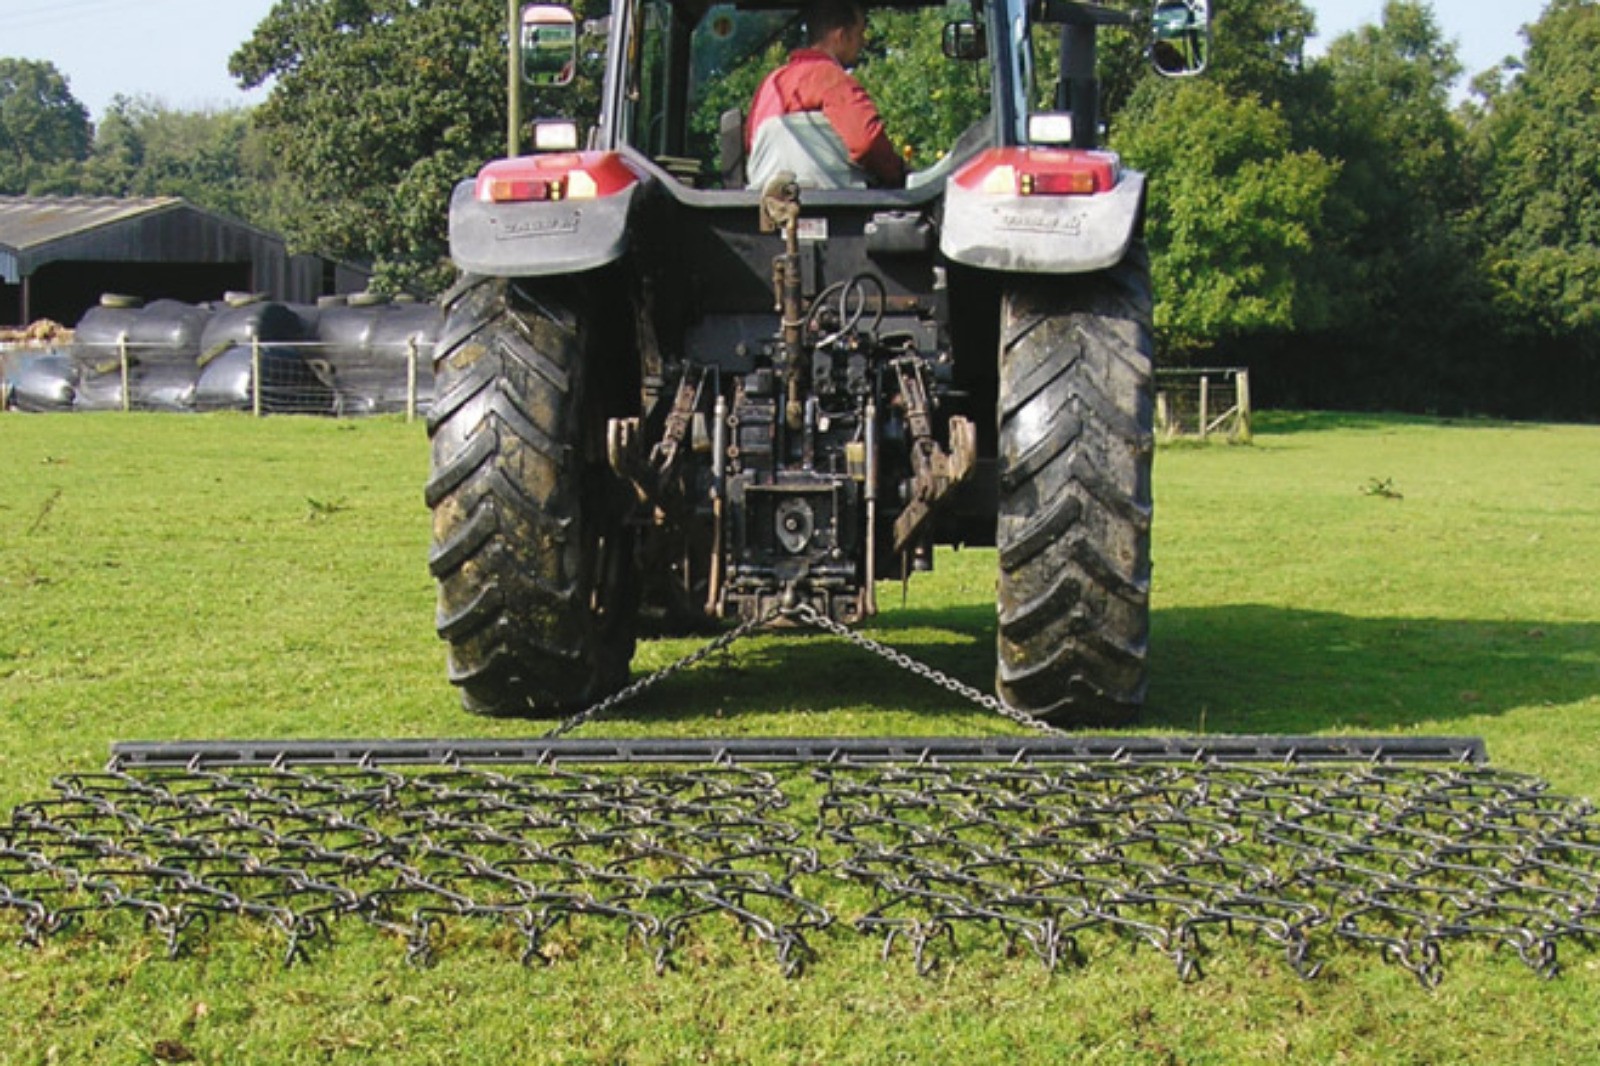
<box><xmin>475</xmin><ymin>152</ymin><xmax>638</xmax><ymax>204</ymax></box>
<box><xmin>952</xmin><ymin>148</ymin><xmax>1121</xmax><ymax>197</ymax></box>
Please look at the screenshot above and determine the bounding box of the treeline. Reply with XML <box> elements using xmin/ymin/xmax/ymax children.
<box><xmin>1105</xmin><ymin>0</ymin><xmax>1600</xmax><ymax>419</ymax></box>
<box><xmin>0</xmin><ymin>71</ymin><xmax>282</xmax><ymax>242</ymax></box>
<box><xmin>2</xmin><ymin>0</ymin><xmax>1596</xmax><ymax>418</ymax></box>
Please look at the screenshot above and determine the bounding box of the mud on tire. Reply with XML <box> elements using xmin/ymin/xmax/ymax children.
<box><xmin>426</xmin><ymin>275</ymin><xmax>636</xmax><ymax>716</ymax></box>
<box><xmin>996</xmin><ymin>244</ymin><xmax>1154</xmax><ymax>725</ymax></box>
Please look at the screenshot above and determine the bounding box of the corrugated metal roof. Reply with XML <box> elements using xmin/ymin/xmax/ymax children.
<box><xmin>0</xmin><ymin>196</ymin><xmax>183</xmax><ymax>253</ymax></box>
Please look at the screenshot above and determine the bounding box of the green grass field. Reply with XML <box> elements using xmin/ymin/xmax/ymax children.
<box><xmin>2</xmin><ymin>411</ymin><xmax>1598</xmax><ymax>1063</ymax></box>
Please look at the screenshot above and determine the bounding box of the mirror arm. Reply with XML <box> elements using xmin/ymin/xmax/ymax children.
<box><xmin>509</xmin><ymin>0</ymin><xmax>523</xmax><ymax>157</ymax></box>
<box><xmin>1033</xmin><ymin>0</ymin><xmax>1138</xmax><ymax>28</ymax></box>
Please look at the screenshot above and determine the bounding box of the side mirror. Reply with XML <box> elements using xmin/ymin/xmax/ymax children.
<box><xmin>1149</xmin><ymin>0</ymin><xmax>1209</xmax><ymax>77</ymax></box>
<box><xmin>942</xmin><ymin>20</ymin><xmax>987</xmax><ymax>61</ymax></box>
<box><xmin>522</xmin><ymin>4</ymin><xmax>578</xmax><ymax>87</ymax></box>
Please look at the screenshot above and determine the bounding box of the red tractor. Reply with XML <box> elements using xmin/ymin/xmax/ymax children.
<box><xmin>428</xmin><ymin>0</ymin><xmax>1209</xmax><ymax>723</ymax></box>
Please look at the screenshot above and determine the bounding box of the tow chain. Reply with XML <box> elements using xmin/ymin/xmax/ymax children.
<box><xmin>544</xmin><ymin>601</ymin><xmax>1065</xmax><ymax>739</ymax></box>
<box><xmin>779</xmin><ymin>603</ymin><xmax>1066</xmax><ymax>736</ymax></box>
<box><xmin>542</xmin><ymin>608</ymin><xmax>782</xmax><ymax>739</ymax></box>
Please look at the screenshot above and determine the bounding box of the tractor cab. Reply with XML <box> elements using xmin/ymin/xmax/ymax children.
<box><xmin>516</xmin><ymin>0</ymin><xmax>1208</xmax><ymax>190</ymax></box>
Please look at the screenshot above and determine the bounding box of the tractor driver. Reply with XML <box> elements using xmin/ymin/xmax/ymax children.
<box><xmin>745</xmin><ymin>0</ymin><xmax>906</xmax><ymax>190</ymax></box>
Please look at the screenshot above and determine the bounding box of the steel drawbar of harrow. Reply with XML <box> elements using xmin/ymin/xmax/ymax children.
<box><xmin>107</xmin><ymin>734</ymin><xmax>1490</xmax><ymax>771</ymax></box>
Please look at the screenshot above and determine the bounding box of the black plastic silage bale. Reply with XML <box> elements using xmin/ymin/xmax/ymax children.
<box><xmin>73</xmin><ymin>298</ymin><xmax>212</xmax><ymax>411</ymax></box>
<box><xmin>312</xmin><ymin>297</ymin><xmax>441</xmax><ymax>415</ymax></box>
<box><xmin>4</xmin><ymin>350</ymin><xmax>78</xmax><ymax>411</ymax></box>
<box><xmin>194</xmin><ymin>297</ymin><xmax>329</xmax><ymax>414</ymax></box>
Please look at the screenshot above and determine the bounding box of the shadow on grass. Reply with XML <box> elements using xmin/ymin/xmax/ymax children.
<box><xmin>1146</xmin><ymin>606</ymin><xmax>1599</xmax><ymax>734</ymax></box>
<box><xmin>616</xmin><ymin>603</ymin><xmax>1598</xmax><ymax>734</ymax></box>
<box><xmin>616</xmin><ymin>607</ymin><xmax>998</xmax><ymax>728</ymax></box>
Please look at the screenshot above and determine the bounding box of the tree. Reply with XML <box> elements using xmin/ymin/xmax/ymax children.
<box><xmin>1317</xmin><ymin>1</ymin><xmax>1463</xmax><ymax>196</ymax></box>
<box><xmin>1470</xmin><ymin>0</ymin><xmax>1600</xmax><ymax>414</ymax></box>
<box><xmin>1208</xmin><ymin>0</ymin><xmax>1319</xmax><ymax>108</ymax></box>
<box><xmin>78</xmin><ymin>96</ymin><xmax>275</xmax><ymax>224</ymax></box>
<box><xmin>1111</xmin><ymin>78</ymin><xmax>1338</xmax><ymax>355</ymax></box>
<box><xmin>1291</xmin><ymin>1</ymin><xmax>1492</xmax><ymax>409</ymax></box>
<box><xmin>0</xmin><ymin>58</ymin><xmax>92</xmax><ymax>194</ymax></box>
<box><xmin>857</xmin><ymin>6</ymin><xmax>989</xmax><ymax>170</ymax></box>
<box><xmin>230</xmin><ymin>0</ymin><xmax>525</xmax><ymax>292</ymax></box>
<box><xmin>1098</xmin><ymin>0</ymin><xmax>1359</xmax><ymax>359</ymax></box>
<box><xmin>1474</xmin><ymin>0</ymin><xmax>1600</xmax><ymax>336</ymax></box>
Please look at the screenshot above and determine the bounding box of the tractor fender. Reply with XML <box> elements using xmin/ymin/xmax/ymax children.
<box><xmin>940</xmin><ymin>168</ymin><xmax>1146</xmax><ymax>275</ymax></box>
<box><xmin>447</xmin><ymin>177</ymin><xmax>643</xmax><ymax>278</ymax></box>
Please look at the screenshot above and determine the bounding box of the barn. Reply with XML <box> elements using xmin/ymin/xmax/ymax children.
<box><xmin>0</xmin><ymin>195</ymin><xmax>371</xmax><ymax>329</ymax></box>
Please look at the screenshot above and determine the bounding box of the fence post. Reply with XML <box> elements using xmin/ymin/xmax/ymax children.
<box><xmin>251</xmin><ymin>336</ymin><xmax>262</xmax><ymax>418</ymax></box>
<box><xmin>1198</xmin><ymin>374</ymin><xmax>1210</xmax><ymax>441</ymax></box>
<box><xmin>406</xmin><ymin>336</ymin><xmax>419</xmax><ymax>423</ymax></box>
<box><xmin>119</xmin><ymin>333</ymin><xmax>131</xmax><ymax>413</ymax></box>
<box><xmin>1235</xmin><ymin>369</ymin><xmax>1252</xmax><ymax>442</ymax></box>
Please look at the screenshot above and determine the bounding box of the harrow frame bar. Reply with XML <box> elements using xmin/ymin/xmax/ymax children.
<box><xmin>110</xmin><ymin>734</ymin><xmax>1489</xmax><ymax>769</ymax></box>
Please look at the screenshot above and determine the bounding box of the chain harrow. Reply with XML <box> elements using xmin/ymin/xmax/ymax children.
<box><xmin>5</xmin><ymin>619</ymin><xmax>1597</xmax><ymax>983</ymax></box>
<box><xmin>4</xmin><ymin>755</ymin><xmax>1600</xmax><ymax>984</ymax></box>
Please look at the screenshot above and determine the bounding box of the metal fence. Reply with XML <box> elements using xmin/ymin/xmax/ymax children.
<box><xmin>1156</xmin><ymin>367</ymin><xmax>1252</xmax><ymax>442</ymax></box>
<box><xmin>3</xmin><ymin>339</ymin><xmax>438</xmax><ymax>420</ymax></box>
<box><xmin>10</xmin><ymin>339</ymin><xmax>1249</xmax><ymax>438</ymax></box>
<box><xmin>0</xmin><ymin>345</ymin><xmax>19</xmax><ymax>411</ymax></box>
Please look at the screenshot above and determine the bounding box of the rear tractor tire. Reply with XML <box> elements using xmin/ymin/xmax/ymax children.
<box><xmin>995</xmin><ymin>245</ymin><xmax>1155</xmax><ymax>725</ymax></box>
<box><xmin>426</xmin><ymin>275</ymin><xmax>637</xmax><ymax>716</ymax></box>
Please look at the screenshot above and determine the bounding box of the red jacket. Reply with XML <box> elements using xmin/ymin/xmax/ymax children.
<box><xmin>747</xmin><ymin>49</ymin><xmax>905</xmax><ymax>188</ymax></box>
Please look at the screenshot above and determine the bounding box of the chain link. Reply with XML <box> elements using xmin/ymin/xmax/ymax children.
<box><xmin>542</xmin><ymin>606</ymin><xmax>783</xmax><ymax>739</ymax></box>
<box><xmin>780</xmin><ymin>602</ymin><xmax>1068</xmax><ymax>736</ymax></box>
<box><xmin>545</xmin><ymin>600</ymin><xmax>1065</xmax><ymax>738</ymax></box>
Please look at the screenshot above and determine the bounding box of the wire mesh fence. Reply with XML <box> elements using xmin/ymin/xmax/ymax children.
<box><xmin>3</xmin><ymin>297</ymin><xmax>441</xmax><ymax>419</ymax></box>
<box><xmin>53</xmin><ymin>338</ymin><xmax>438</xmax><ymax>419</ymax></box>
<box><xmin>1156</xmin><ymin>367</ymin><xmax>1252</xmax><ymax>442</ymax></box>
<box><xmin>5</xmin><ymin>338</ymin><xmax>439</xmax><ymax>419</ymax></box>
